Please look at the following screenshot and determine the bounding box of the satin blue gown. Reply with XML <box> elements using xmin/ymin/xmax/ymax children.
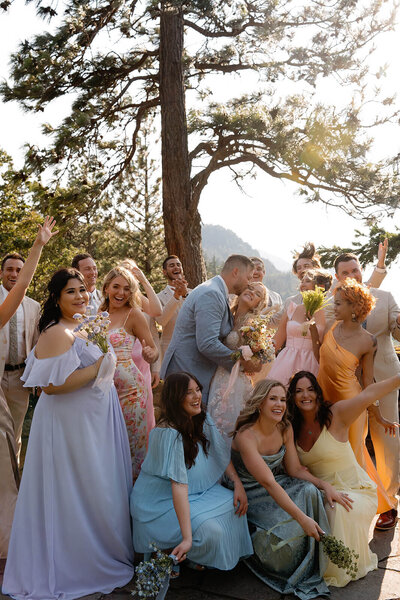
<box><xmin>131</xmin><ymin>414</ymin><xmax>253</xmax><ymax>570</ymax></box>
<box><xmin>3</xmin><ymin>337</ymin><xmax>134</xmax><ymax>600</ymax></box>
<box><xmin>230</xmin><ymin>447</ymin><xmax>330</xmax><ymax>600</ymax></box>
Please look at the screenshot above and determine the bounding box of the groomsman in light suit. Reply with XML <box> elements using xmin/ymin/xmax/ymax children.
<box><xmin>0</xmin><ymin>253</ymin><xmax>40</xmax><ymax>462</ymax></box>
<box><xmin>71</xmin><ymin>253</ymin><xmax>102</xmax><ymax>314</ymax></box>
<box><xmin>327</xmin><ymin>252</ymin><xmax>400</xmax><ymax>530</ymax></box>
<box><xmin>155</xmin><ymin>255</ymin><xmax>191</xmax><ymax>361</ymax></box>
<box><xmin>161</xmin><ymin>255</ymin><xmax>259</xmax><ymax>404</ymax></box>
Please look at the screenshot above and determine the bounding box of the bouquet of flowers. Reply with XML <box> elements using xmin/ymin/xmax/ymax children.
<box><xmin>73</xmin><ymin>312</ymin><xmax>111</xmax><ymax>353</ymax></box>
<box><xmin>73</xmin><ymin>311</ymin><xmax>115</xmax><ymax>394</ymax></box>
<box><xmin>133</xmin><ymin>544</ymin><xmax>178</xmax><ymax>600</ymax></box>
<box><xmin>222</xmin><ymin>315</ymin><xmax>275</xmax><ymax>403</ymax></box>
<box><xmin>320</xmin><ymin>533</ymin><xmax>359</xmax><ymax>579</ymax></box>
<box><xmin>300</xmin><ymin>286</ymin><xmax>330</xmax><ymax>336</ymax></box>
<box><xmin>231</xmin><ymin>315</ymin><xmax>275</xmax><ymax>364</ymax></box>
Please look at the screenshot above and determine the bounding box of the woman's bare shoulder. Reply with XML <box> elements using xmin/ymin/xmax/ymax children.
<box><xmin>35</xmin><ymin>325</ymin><xmax>75</xmax><ymax>359</ymax></box>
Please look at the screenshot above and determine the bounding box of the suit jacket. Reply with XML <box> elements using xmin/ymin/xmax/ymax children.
<box><xmin>0</xmin><ymin>289</ymin><xmax>40</xmax><ymax>380</ymax></box>
<box><xmin>160</xmin><ymin>276</ymin><xmax>234</xmax><ymax>401</ymax></box>
<box><xmin>365</xmin><ymin>288</ymin><xmax>400</xmax><ymax>381</ymax></box>
<box><xmin>155</xmin><ymin>285</ymin><xmax>192</xmax><ymax>359</ymax></box>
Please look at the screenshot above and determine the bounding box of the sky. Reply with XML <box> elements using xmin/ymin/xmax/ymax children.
<box><xmin>1</xmin><ymin>0</ymin><xmax>399</xmax><ymax>298</ymax></box>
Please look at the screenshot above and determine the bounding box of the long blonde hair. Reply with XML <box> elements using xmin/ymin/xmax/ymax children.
<box><xmin>100</xmin><ymin>266</ymin><xmax>141</xmax><ymax>311</ymax></box>
<box><xmin>231</xmin><ymin>282</ymin><xmax>268</xmax><ymax>319</ymax></box>
<box><xmin>231</xmin><ymin>379</ymin><xmax>289</xmax><ymax>437</ymax></box>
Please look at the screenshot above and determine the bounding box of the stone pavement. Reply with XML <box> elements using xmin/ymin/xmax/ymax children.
<box><xmin>1</xmin><ymin>516</ymin><xmax>398</xmax><ymax>600</ymax></box>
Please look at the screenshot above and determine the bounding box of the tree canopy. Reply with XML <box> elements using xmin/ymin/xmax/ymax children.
<box><xmin>2</xmin><ymin>0</ymin><xmax>400</xmax><ymax>284</ymax></box>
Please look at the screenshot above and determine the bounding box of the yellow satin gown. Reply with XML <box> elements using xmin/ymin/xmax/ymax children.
<box><xmin>297</xmin><ymin>427</ymin><xmax>378</xmax><ymax>587</ymax></box>
<box><xmin>318</xmin><ymin>323</ymin><xmax>392</xmax><ymax>514</ymax></box>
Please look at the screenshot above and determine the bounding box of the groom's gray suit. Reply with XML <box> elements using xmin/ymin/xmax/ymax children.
<box><xmin>160</xmin><ymin>276</ymin><xmax>234</xmax><ymax>403</ymax></box>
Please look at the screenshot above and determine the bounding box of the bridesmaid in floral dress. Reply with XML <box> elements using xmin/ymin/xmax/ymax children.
<box><xmin>101</xmin><ymin>266</ymin><xmax>159</xmax><ymax>480</ymax></box>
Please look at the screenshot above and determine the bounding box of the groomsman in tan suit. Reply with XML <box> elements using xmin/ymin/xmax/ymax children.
<box><xmin>0</xmin><ymin>253</ymin><xmax>40</xmax><ymax>461</ymax></box>
<box><xmin>155</xmin><ymin>255</ymin><xmax>191</xmax><ymax>360</ymax></box>
<box><xmin>328</xmin><ymin>251</ymin><xmax>400</xmax><ymax>530</ymax></box>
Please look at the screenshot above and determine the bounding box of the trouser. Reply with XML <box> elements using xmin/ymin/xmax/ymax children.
<box><xmin>0</xmin><ymin>390</ymin><xmax>19</xmax><ymax>558</ymax></box>
<box><xmin>369</xmin><ymin>388</ymin><xmax>400</xmax><ymax>509</ymax></box>
<box><xmin>1</xmin><ymin>369</ymin><xmax>30</xmax><ymax>462</ymax></box>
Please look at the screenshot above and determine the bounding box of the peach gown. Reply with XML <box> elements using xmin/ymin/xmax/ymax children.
<box><xmin>317</xmin><ymin>323</ymin><xmax>393</xmax><ymax>514</ymax></box>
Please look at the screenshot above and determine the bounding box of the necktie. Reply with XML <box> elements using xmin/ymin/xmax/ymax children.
<box><xmin>9</xmin><ymin>312</ymin><xmax>18</xmax><ymax>365</ymax></box>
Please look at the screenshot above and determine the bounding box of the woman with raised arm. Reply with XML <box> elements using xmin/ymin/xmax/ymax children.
<box><xmin>288</xmin><ymin>370</ymin><xmax>400</xmax><ymax>587</ymax></box>
<box><xmin>101</xmin><ymin>266</ymin><xmax>158</xmax><ymax>480</ymax></box>
<box><xmin>3</xmin><ymin>267</ymin><xmax>134</xmax><ymax>600</ymax></box>
<box><xmin>230</xmin><ymin>379</ymin><xmax>351</xmax><ymax>600</ymax></box>
<box><xmin>315</xmin><ymin>278</ymin><xmax>396</xmax><ymax>516</ymax></box>
<box><xmin>0</xmin><ymin>216</ymin><xmax>56</xmax><ymax>563</ymax></box>
<box><xmin>131</xmin><ymin>372</ymin><xmax>252</xmax><ymax>573</ymax></box>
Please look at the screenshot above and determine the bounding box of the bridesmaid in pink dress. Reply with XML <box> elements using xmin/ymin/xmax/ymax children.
<box><xmin>101</xmin><ymin>266</ymin><xmax>159</xmax><ymax>480</ymax></box>
<box><xmin>120</xmin><ymin>259</ymin><xmax>162</xmax><ymax>435</ymax></box>
<box><xmin>268</xmin><ymin>269</ymin><xmax>331</xmax><ymax>385</ymax></box>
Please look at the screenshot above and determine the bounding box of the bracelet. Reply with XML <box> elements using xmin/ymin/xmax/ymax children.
<box><xmin>375</xmin><ymin>266</ymin><xmax>386</xmax><ymax>273</ymax></box>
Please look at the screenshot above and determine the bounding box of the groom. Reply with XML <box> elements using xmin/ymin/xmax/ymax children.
<box><xmin>161</xmin><ymin>254</ymin><xmax>257</xmax><ymax>404</ymax></box>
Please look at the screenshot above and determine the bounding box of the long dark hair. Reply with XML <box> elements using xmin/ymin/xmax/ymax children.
<box><xmin>39</xmin><ymin>268</ymin><xmax>86</xmax><ymax>332</ymax></box>
<box><xmin>158</xmin><ymin>372</ymin><xmax>209</xmax><ymax>468</ymax></box>
<box><xmin>286</xmin><ymin>371</ymin><xmax>332</xmax><ymax>439</ymax></box>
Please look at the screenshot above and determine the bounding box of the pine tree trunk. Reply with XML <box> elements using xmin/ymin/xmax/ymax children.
<box><xmin>159</xmin><ymin>1</ymin><xmax>207</xmax><ymax>288</ymax></box>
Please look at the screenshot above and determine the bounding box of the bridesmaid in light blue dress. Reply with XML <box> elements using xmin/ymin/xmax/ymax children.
<box><xmin>131</xmin><ymin>372</ymin><xmax>253</xmax><ymax>569</ymax></box>
<box><xmin>3</xmin><ymin>268</ymin><xmax>134</xmax><ymax>600</ymax></box>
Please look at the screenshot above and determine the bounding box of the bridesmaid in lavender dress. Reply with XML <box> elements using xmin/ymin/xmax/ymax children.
<box><xmin>101</xmin><ymin>266</ymin><xmax>158</xmax><ymax>480</ymax></box>
<box><xmin>3</xmin><ymin>268</ymin><xmax>134</xmax><ymax>600</ymax></box>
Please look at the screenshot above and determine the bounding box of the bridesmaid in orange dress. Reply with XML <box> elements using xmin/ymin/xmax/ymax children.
<box><xmin>100</xmin><ymin>266</ymin><xmax>159</xmax><ymax>480</ymax></box>
<box><xmin>315</xmin><ymin>277</ymin><xmax>397</xmax><ymax>515</ymax></box>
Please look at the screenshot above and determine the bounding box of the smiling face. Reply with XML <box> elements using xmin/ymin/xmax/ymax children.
<box><xmin>58</xmin><ymin>278</ymin><xmax>89</xmax><ymax>319</ymax></box>
<box><xmin>239</xmin><ymin>282</ymin><xmax>265</xmax><ymax>311</ymax></box>
<box><xmin>260</xmin><ymin>385</ymin><xmax>287</xmax><ymax>423</ymax></box>
<box><xmin>300</xmin><ymin>273</ymin><xmax>316</xmax><ymax>292</ymax></box>
<box><xmin>0</xmin><ymin>258</ymin><xmax>24</xmax><ymax>291</ymax></box>
<box><xmin>333</xmin><ymin>290</ymin><xmax>354</xmax><ymax>322</ymax></box>
<box><xmin>105</xmin><ymin>275</ymin><xmax>131</xmax><ymax>310</ymax></box>
<box><xmin>164</xmin><ymin>257</ymin><xmax>183</xmax><ymax>282</ymax></box>
<box><xmin>335</xmin><ymin>258</ymin><xmax>362</xmax><ymax>284</ymax></box>
<box><xmin>293</xmin><ymin>376</ymin><xmax>318</xmax><ymax>414</ymax></box>
<box><xmin>77</xmin><ymin>257</ymin><xmax>98</xmax><ymax>292</ymax></box>
<box><xmin>182</xmin><ymin>378</ymin><xmax>202</xmax><ymax>418</ymax></box>
<box><xmin>251</xmin><ymin>260</ymin><xmax>265</xmax><ymax>283</ymax></box>
<box><xmin>295</xmin><ymin>258</ymin><xmax>315</xmax><ymax>280</ymax></box>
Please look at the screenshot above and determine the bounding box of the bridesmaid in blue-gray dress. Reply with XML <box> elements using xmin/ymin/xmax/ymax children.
<box><xmin>3</xmin><ymin>268</ymin><xmax>134</xmax><ymax>600</ymax></box>
<box><xmin>230</xmin><ymin>379</ymin><xmax>353</xmax><ymax>600</ymax></box>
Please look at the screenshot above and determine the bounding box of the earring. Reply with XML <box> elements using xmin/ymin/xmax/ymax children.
<box><xmin>351</xmin><ymin>313</ymin><xmax>357</xmax><ymax>322</ymax></box>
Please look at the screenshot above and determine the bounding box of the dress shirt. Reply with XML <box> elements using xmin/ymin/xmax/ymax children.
<box><xmin>1</xmin><ymin>285</ymin><xmax>25</xmax><ymax>363</ymax></box>
<box><xmin>87</xmin><ymin>289</ymin><xmax>102</xmax><ymax>315</ymax></box>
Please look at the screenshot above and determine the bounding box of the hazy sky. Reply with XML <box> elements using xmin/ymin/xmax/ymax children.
<box><xmin>1</xmin><ymin>0</ymin><xmax>399</xmax><ymax>297</ymax></box>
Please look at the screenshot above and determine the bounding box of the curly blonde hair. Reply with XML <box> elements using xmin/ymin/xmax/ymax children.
<box><xmin>100</xmin><ymin>266</ymin><xmax>141</xmax><ymax>311</ymax></box>
<box><xmin>231</xmin><ymin>282</ymin><xmax>268</xmax><ymax>317</ymax></box>
<box><xmin>231</xmin><ymin>379</ymin><xmax>289</xmax><ymax>438</ymax></box>
<box><xmin>334</xmin><ymin>277</ymin><xmax>376</xmax><ymax>322</ymax></box>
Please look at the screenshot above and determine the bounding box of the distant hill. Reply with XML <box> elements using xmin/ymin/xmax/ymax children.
<box><xmin>202</xmin><ymin>224</ymin><xmax>298</xmax><ymax>300</ymax></box>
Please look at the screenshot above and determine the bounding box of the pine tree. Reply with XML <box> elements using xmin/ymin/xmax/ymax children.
<box><xmin>2</xmin><ymin>0</ymin><xmax>400</xmax><ymax>285</ymax></box>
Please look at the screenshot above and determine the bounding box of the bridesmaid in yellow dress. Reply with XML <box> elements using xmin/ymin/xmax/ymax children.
<box><xmin>100</xmin><ymin>266</ymin><xmax>159</xmax><ymax>480</ymax></box>
<box><xmin>287</xmin><ymin>370</ymin><xmax>400</xmax><ymax>587</ymax></box>
<box><xmin>314</xmin><ymin>278</ymin><xmax>396</xmax><ymax>515</ymax></box>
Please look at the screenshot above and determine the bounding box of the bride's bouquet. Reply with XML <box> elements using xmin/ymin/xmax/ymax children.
<box><xmin>231</xmin><ymin>315</ymin><xmax>275</xmax><ymax>364</ymax></box>
<box><xmin>73</xmin><ymin>311</ymin><xmax>116</xmax><ymax>394</ymax></box>
<box><xmin>223</xmin><ymin>315</ymin><xmax>275</xmax><ymax>403</ymax></box>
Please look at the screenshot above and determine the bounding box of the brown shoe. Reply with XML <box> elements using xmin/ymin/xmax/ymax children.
<box><xmin>375</xmin><ymin>509</ymin><xmax>397</xmax><ymax>530</ymax></box>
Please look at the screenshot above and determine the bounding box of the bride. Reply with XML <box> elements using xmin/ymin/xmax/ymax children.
<box><xmin>208</xmin><ymin>282</ymin><xmax>268</xmax><ymax>444</ymax></box>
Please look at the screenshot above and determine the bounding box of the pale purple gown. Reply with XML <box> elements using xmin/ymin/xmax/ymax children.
<box><xmin>3</xmin><ymin>337</ymin><xmax>134</xmax><ymax>600</ymax></box>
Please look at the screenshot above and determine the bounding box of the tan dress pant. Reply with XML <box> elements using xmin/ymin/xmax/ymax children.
<box><xmin>1</xmin><ymin>369</ymin><xmax>30</xmax><ymax>462</ymax></box>
<box><xmin>0</xmin><ymin>389</ymin><xmax>19</xmax><ymax>558</ymax></box>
